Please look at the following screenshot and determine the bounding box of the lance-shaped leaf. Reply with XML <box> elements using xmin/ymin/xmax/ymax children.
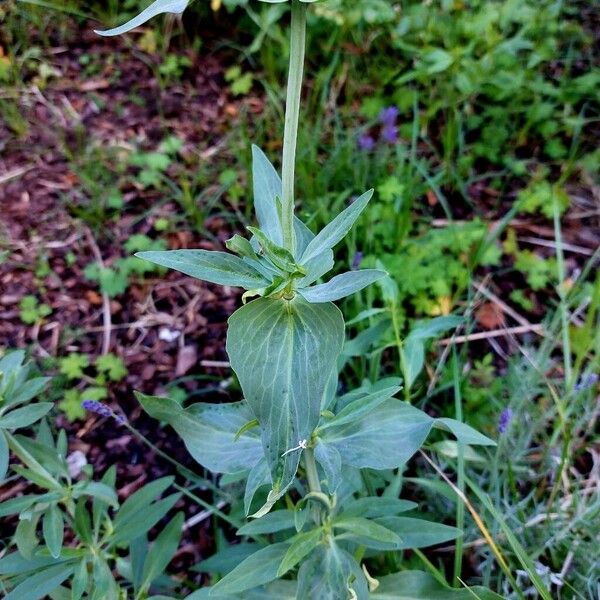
<box><xmin>296</xmin><ymin>543</ymin><xmax>368</xmax><ymax>600</ymax></box>
<box><xmin>373</xmin><ymin>570</ymin><xmax>504</xmax><ymax>599</ymax></box>
<box><xmin>319</xmin><ymin>400</ymin><xmax>433</xmax><ymax>470</ymax></box>
<box><xmin>135</xmin><ymin>250</ymin><xmax>268</xmax><ymax>290</ymax></box>
<box><xmin>136</xmin><ymin>393</ymin><xmax>263</xmax><ymax>473</ymax></box>
<box><xmin>95</xmin><ymin>0</ymin><xmax>189</xmax><ymax>37</ymax></box>
<box><xmin>226</xmin><ymin>297</ymin><xmax>344</xmax><ymax>508</ymax></box>
<box><xmin>252</xmin><ymin>145</ymin><xmax>283</xmax><ymax>246</ymax></box>
<box><xmin>210</xmin><ymin>542</ymin><xmax>290</xmax><ymax>595</ymax></box>
<box><xmin>251</xmin><ymin>145</ymin><xmax>315</xmax><ymax>259</ymax></box>
<box><xmin>299</xmin><ymin>269</ymin><xmax>386</xmax><ymax>303</ymax></box>
<box><xmin>300</xmin><ymin>190</ymin><xmax>373</xmax><ymax>265</ymax></box>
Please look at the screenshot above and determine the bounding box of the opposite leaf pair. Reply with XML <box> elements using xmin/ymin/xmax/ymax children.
<box><xmin>138</xmin><ymin>146</ymin><xmax>385</xmax><ymax>304</ymax></box>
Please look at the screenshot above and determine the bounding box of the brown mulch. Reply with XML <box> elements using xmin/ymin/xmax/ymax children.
<box><xmin>0</xmin><ymin>25</ymin><xmax>261</xmax><ymax>579</ymax></box>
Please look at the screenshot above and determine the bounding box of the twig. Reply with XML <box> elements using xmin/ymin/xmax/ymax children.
<box><xmin>438</xmin><ymin>324</ymin><xmax>545</xmax><ymax>346</ymax></box>
<box><xmin>518</xmin><ymin>236</ymin><xmax>595</xmax><ymax>257</ymax></box>
<box><xmin>84</xmin><ymin>227</ymin><xmax>112</xmax><ymax>355</ymax></box>
<box><xmin>472</xmin><ymin>280</ymin><xmax>531</xmax><ymax>327</ymax></box>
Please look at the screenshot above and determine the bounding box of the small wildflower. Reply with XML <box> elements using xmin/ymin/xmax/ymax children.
<box><xmin>381</xmin><ymin>124</ymin><xmax>398</xmax><ymax>144</ymax></box>
<box><xmin>351</xmin><ymin>251</ymin><xmax>363</xmax><ymax>270</ymax></box>
<box><xmin>378</xmin><ymin>106</ymin><xmax>399</xmax><ymax>127</ymax></box>
<box><xmin>498</xmin><ymin>408</ymin><xmax>513</xmax><ymax>434</ymax></box>
<box><xmin>358</xmin><ymin>134</ymin><xmax>375</xmax><ymax>151</ymax></box>
<box><xmin>81</xmin><ymin>399</ymin><xmax>126</xmax><ymax>424</ymax></box>
<box><xmin>574</xmin><ymin>372</ymin><xmax>598</xmax><ymax>392</ymax></box>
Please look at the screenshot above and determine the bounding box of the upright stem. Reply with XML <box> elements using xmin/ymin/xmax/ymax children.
<box><xmin>304</xmin><ymin>447</ymin><xmax>322</xmax><ymax>493</ymax></box>
<box><xmin>281</xmin><ymin>0</ymin><xmax>307</xmax><ymax>255</ymax></box>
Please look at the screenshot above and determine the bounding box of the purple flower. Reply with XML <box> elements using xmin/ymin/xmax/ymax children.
<box><xmin>498</xmin><ymin>408</ymin><xmax>513</xmax><ymax>434</ymax></box>
<box><xmin>358</xmin><ymin>134</ymin><xmax>376</xmax><ymax>152</ymax></box>
<box><xmin>381</xmin><ymin>125</ymin><xmax>399</xmax><ymax>144</ymax></box>
<box><xmin>378</xmin><ymin>106</ymin><xmax>399</xmax><ymax>127</ymax></box>
<box><xmin>351</xmin><ymin>251</ymin><xmax>363</xmax><ymax>270</ymax></box>
<box><xmin>574</xmin><ymin>373</ymin><xmax>598</xmax><ymax>392</ymax></box>
<box><xmin>82</xmin><ymin>399</ymin><xmax>126</xmax><ymax>424</ymax></box>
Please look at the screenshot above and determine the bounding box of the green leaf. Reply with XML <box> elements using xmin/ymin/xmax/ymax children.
<box><xmin>314</xmin><ymin>440</ymin><xmax>341</xmax><ymax>493</ymax></box>
<box><xmin>299</xmin><ymin>269</ymin><xmax>386</xmax><ymax>303</ymax></box>
<box><xmin>297</xmin><ymin>543</ymin><xmax>368</xmax><ymax>600</ymax></box>
<box><xmin>319</xmin><ymin>385</ymin><xmax>400</xmax><ymax>430</ymax></box>
<box><xmin>136</xmin><ymin>250</ymin><xmax>268</xmax><ymax>289</ymax></box>
<box><xmin>4</xmin><ymin>563</ymin><xmax>74</xmax><ymax>600</ymax></box>
<box><xmin>251</xmin><ymin>145</ymin><xmax>283</xmax><ymax>246</ymax></box>
<box><xmin>137</xmin><ymin>394</ymin><xmax>263</xmax><ymax>473</ymax></box>
<box><xmin>295</xmin><ymin>249</ymin><xmax>334</xmax><ymax>288</ymax></box>
<box><xmin>72</xmin><ymin>559</ymin><xmax>89</xmax><ymax>600</ymax></box>
<box><xmin>300</xmin><ymin>190</ymin><xmax>373</xmax><ymax>265</ymax></box>
<box><xmin>74</xmin><ymin>498</ymin><xmax>93</xmax><ymax>544</ymax></box>
<box><xmin>95</xmin><ymin>354</ymin><xmax>127</xmax><ymax>381</ymax></box>
<box><xmin>194</xmin><ymin>543</ymin><xmax>259</xmax><ymax>575</ymax></box>
<box><xmin>8</xmin><ymin>376</ymin><xmax>50</xmax><ymax>407</ymax></box>
<box><xmin>277</xmin><ymin>528</ymin><xmax>322</xmax><ymax>576</ymax></box>
<box><xmin>227</xmin><ymin>297</ymin><xmax>344</xmax><ymax>506</ymax></box>
<box><xmin>210</xmin><ymin>542</ymin><xmax>289</xmax><ymax>595</ymax></box>
<box><xmin>237</xmin><ymin>510</ymin><xmax>295</xmax><ymax>536</ymax></box>
<box><xmin>15</xmin><ymin>513</ymin><xmax>40</xmax><ymax>559</ymax></box>
<box><xmin>244</xmin><ymin>458</ymin><xmax>271</xmax><ymax>515</ymax></box>
<box><xmin>341</xmin><ymin>497</ymin><xmax>417</xmax><ymax>519</ymax></box>
<box><xmin>404</xmin><ymin>316</ymin><xmax>462</xmax><ymax>388</ymax></box>
<box><xmin>372</xmin><ymin>571</ymin><xmax>503</xmax><ymax>599</ymax></box>
<box><xmin>247</xmin><ymin>227</ymin><xmax>301</xmax><ymax>274</ymax></box>
<box><xmin>0</xmin><ymin>403</ymin><xmax>53</xmax><ymax>430</ymax></box>
<box><xmin>0</xmin><ymin>431</ymin><xmax>8</xmax><ymax>480</ymax></box>
<box><xmin>434</xmin><ymin>418</ymin><xmax>496</xmax><ymax>446</ymax></box>
<box><xmin>372</xmin><ymin>517</ymin><xmax>461</xmax><ymax>550</ymax></box>
<box><xmin>334</xmin><ymin>517</ymin><xmax>400</xmax><ymax>546</ymax></box>
<box><xmin>43</xmin><ymin>504</ymin><xmax>64</xmax><ymax>558</ymax></box>
<box><xmin>320</xmin><ymin>400</ymin><xmax>433</xmax><ymax>470</ymax></box>
<box><xmin>141</xmin><ymin>512</ymin><xmax>184</xmax><ymax>591</ymax></box>
<box><xmin>74</xmin><ymin>481</ymin><xmax>119</xmax><ymax>507</ymax></box>
<box><xmin>95</xmin><ymin>0</ymin><xmax>189</xmax><ymax>36</ymax></box>
<box><xmin>58</xmin><ymin>353</ymin><xmax>90</xmax><ymax>379</ymax></box>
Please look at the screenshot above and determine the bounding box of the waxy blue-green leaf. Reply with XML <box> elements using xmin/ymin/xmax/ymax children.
<box><xmin>300</xmin><ymin>190</ymin><xmax>373</xmax><ymax>265</ymax></box>
<box><xmin>136</xmin><ymin>250</ymin><xmax>268</xmax><ymax>290</ymax></box>
<box><xmin>0</xmin><ymin>403</ymin><xmax>53</xmax><ymax>430</ymax></box>
<box><xmin>334</xmin><ymin>516</ymin><xmax>400</xmax><ymax>546</ymax></box>
<box><xmin>0</xmin><ymin>432</ymin><xmax>8</xmax><ymax>481</ymax></box>
<box><xmin>252</xmin><ymin>145</ymin><xmax>283</xmax><ymax>246</ymax></box>
<box><xmin>373</xmin><ymin>571</ymin><xmax>504</xmax><ymax>599</ymax></box>
<box><xmin>320</xmin><ymin>400</ymin><xmax>432</xmax><ymax>470</ymax></box>
<box><xmin>434</xmin><ymin>418</ymin><xmax>496</xmax><ymax>446</ymax></box>
<box><xmin>299</xmin><ymin>269</ymin><xmax>386</xmax><ymax>303</ymax></box>
<box><xmin>297</xmin><ymin>543</ymin><xmax>368</xmax><ymax>600</ymax></box>
<box><xmin>295</xmin><ymin>248</ymin><xmax>334</xmax><ymax>288</ymax></box>
<box><xmin>371</xmin><ymin>517</ymin><xmax>460</xmax><ymax>550</ymax></box>
<box><xmin>243</xmin><ymin>458</ymin><xmax>271</xmax><ymax>515</ymax></box>
<box><xmin>137</xmin><ymin>393</ymin><xmax>263</xmax><ymax>473</ymax></box>
<box><xmin>95</xmin><ymin>0</ymin><xmax>189</xmax><ymax>37</ymax></box>
<box><xmin>4</xmin><ymin>563</ymin><xmax>74</xmax><ymax>600</ymax></box>
<box><xmin>140</xmin><ymin>512</ymin><xmax>184</xmax><ymax>592</ymax></box>
<box><xmin>277</xmin><ymin>528</ymin><xmax>323</xmax><ymax>576</ymax></box>
<box><xmin>314</xmin><ymin>440</ymin><xmax>342</xmax><ymax>493</ymax></box>
<box><xmin>210</xmin><ymin>542</ymin><xmax>290</xmax><ymax>595</ymax></box>
<box><xmin>404</xmin><ymin>315</ymin><xmax>462</xmax><ymax>388</ymax></box>
<box><xmin>341</xmin><ymin>497</ymin><xmax>417</xmax><ymax>519</ymax></box>
<box><xmin>318</xmin><ymin>384</ymin><xmax>401</xmax><ymax>430</ymax></box>
<box><xmin>227</xmin><ymin>297</ymin><xmax>344</xmax><ymax>508</ymax></box>
<box><xmin>237</xmin><ymin>510</ymin><xmax>296</xmax><ymax>536</ymax></box>
<box><xmin>42</xmin><ymin>504</ymin><xmax>64</xmax><ymax>559</ymax></box>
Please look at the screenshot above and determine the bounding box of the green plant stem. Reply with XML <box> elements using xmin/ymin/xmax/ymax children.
<box><xmin>553</xmin><ymin>195</ymin><xmax>572</xmax><ymax>387</ymax></box>
<box><xmin>451</xmin><ymin>350</ymin><xmax>465</xmax><ymax>588</ymax></box>
<box><xmin>304</xmin><ymin>447</ymin><xmax>321</xmax><ymax>493</ymax></box>
<box><xmin>281</xmin><ymin>0</ymin><xmax>307</xmax><ymax>255</ymax></box>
